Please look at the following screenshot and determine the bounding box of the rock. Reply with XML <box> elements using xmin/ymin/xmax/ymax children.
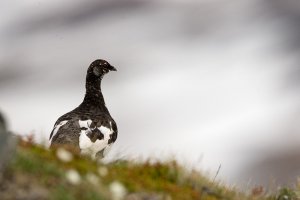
<box><xmin>0</xmin><ymin>111</ymin><xmax>15</xmax><ymax>172</ymax></box>
<box><xmin>0</xmin><ymin>112</ymin><xmax>6</xmax><ymax>134</ymax></box>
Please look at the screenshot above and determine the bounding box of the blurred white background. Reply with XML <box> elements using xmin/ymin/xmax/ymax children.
<box><xmin>1</xmin><ymin>0</ymin><xmax>300</xmax><ymax>189</ymax></box>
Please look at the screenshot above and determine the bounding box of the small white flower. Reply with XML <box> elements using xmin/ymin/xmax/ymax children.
<box><xmin>86</xmin><ymin>173</ymin><xmax>99</xmax><ymax>185</ymax></box>
<box><xmin>109</xmin><ymin>181</ymin><xmax>127</xmax><ymax>200</ymax></box>
<box><xmin>66</xmin><ymin>169</ymin><xmax>81</xmax><ymax>185</ymax></box>
<box><xmin>56</xmin><ymin>148</ymin><xmax>73</xmax><ymax>162</ymax></box>
<box><xmin>98</xmin><ymin>166</ymin><xmax>108</xmax><ymax>177</ymax></box>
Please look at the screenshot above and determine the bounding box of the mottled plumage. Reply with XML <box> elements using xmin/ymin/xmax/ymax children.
<box><xmin>49</xmin><ymin>59</ymin><xmax>118</xmax><ymax>158</ymax></box>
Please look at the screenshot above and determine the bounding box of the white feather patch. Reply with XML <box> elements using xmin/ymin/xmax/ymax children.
<box><xmin>99</xmin><ymin>126</ymin><xmax>111</xmax><ymax>136</ymax></box>
<box><xmin>79</xmin><ymin>130</ymin><xmax>92</xmax><ymax>149</ymax></box>
<box><xmin>78</xmin><ymin>119</ymin><xmax>92</xmax><ymax>129</ymax></box>
<box><xmin>50</xmin><ymin>120</ymin><xmax>68</xmax><ymax>141</ymax></box>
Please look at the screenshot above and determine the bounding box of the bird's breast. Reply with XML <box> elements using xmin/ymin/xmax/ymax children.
<box><xmin>78</xmin><ymin>119</ymin><xmax>113</xmax><ymax>158</ymax></box>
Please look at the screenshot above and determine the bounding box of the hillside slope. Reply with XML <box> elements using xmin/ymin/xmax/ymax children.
<box><xmin>0</xmin><ymin>138</ymin><xmax>297</xmax><ymax>200</ymax></box>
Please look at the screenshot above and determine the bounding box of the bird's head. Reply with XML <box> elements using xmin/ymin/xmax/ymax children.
<box><xmin>87</xmin><ymin>59</ymin><xmax>117</xmax><ymax>78</ymax></box>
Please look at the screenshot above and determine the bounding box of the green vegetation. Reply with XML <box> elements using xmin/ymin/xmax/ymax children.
<box><xmin>0</xmin><ymin>139</ymin><xmax>298</xmax><ymax>200</ymax></box>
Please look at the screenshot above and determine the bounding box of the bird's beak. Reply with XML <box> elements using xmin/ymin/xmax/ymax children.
<box><xmin>109</xmin><ymin>65</ymin><xmax>117</xmax><ymax>71</ymax></box>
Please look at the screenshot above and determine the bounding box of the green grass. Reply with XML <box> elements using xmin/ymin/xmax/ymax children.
<box><xmin>0</xmin><ymin>139</ymin><xmax>298</xmax><ymax>200</ymax></box>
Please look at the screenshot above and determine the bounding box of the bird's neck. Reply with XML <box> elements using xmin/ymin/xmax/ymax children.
<box><xmin>80</xmin><ymin>75</ymin><xmax>109</xmax><ymax>113</ymax></box>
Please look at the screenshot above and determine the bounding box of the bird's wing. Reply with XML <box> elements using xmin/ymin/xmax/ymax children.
<box><xmin>50</xmin><ymin>119</ymin><xmax>81</xmax><ymax>150</ymax></box>
<box><xmin>49</xmin><ymin>120</ymin><xmax>68</xmax><ymax>140</ymax></box>
<box><xmin>49</xmin><ymin>112</ymin><xmax>75</xmax><ymax>140</ymax></box>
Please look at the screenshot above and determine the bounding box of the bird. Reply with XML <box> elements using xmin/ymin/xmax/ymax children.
<box><xmin>49</xmin><ymin>59</ymin><xmax>118</xmax><ymax>159</ymax></box>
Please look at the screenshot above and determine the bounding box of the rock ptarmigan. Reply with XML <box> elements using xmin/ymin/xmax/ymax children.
<box><xmin>49</xmin><ymin>59</ymin><xmax>118</xmax><ymax>159</ymax></box>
